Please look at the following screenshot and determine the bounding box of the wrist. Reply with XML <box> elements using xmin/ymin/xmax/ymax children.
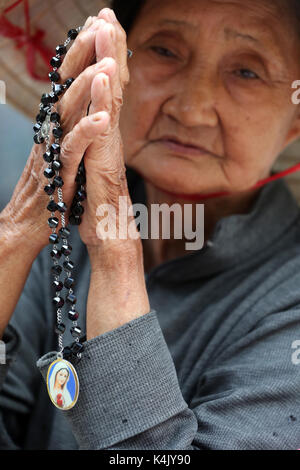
<box><xmin>87</xmin><ymin>237</ymin><xmax>144</xmax><ymax>272</ymax></box>
<box><xmin>0</xmin><ymin>206</ymin><xmax>46</xmax><ymax>260</ymax></box>
<box><xmin>86</xmin><ymin>238</ymin><xmax>150</xmax><ymax>339</ymax></box>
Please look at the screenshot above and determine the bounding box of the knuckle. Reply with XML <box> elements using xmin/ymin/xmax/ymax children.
<box><xmin>77</xmin><ymin>116</ymin><xmax>94</xmax><ymax>141</ymax></box>
<box><xmin>100</xmin><ymin>56</ymin><xmax>117</xmax><ymax>70</ymax></box>
<box><xmin>113</xmin><ymin>89</ymin><xmax>124</xmax><ymax>109</ymax></box>
<box><xmin>60</xmin><ymin>134</ymin><xmax>75</xmax><ymax>161</ymax></box>
<box><xmin>122</xmin><ymin>66</ymin><xmax>130</xmax><ymax>86</ymax></box>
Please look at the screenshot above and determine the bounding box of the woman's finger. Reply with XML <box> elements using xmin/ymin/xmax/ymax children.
<box><xmin>97</xmin><ymin>9</ymin><xmax>130</xmax><ymax>88</ymax></box>
<box><xmin>94</xmin><ymin>23</ymin><xmax>124</xmax><ymax>127</ymax></box>
<box><xmin>89</xmin><ymin>72</ymin><xmax>112</xmax><ymax>118</ymax></box>
<box><xmin>56</xmin><ymin>57</ymin><xmax>116</xmax><ymax>136</ymax></box>
<box><xmin>85</xmin><ymin>64</ymin><xmax>126</xmax><ymax>188</ymax></box>
<box><xmin>58</xmin><ymin>111</ymin><xmax>110</xmax><ymax>194</ymax></box>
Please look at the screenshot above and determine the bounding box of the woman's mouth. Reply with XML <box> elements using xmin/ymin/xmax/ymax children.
<box><xmin>156</xmin><ymin>138</ymin><xmax>215</xmax><ymax>157</ymax></box>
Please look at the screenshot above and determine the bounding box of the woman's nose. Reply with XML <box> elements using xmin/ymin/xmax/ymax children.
<box><xmin>162</xmin><ymin>72</ymin><xmax>219</xmax><ymax>128</ymax></box>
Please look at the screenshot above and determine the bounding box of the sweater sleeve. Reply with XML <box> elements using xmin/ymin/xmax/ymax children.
<box><xmin>36</xmin><ymin>305</ymin><xmax>300</xmax><ymax>450</ymax></box>
<box><xmin>0</xmin><ymin>325</ymin><xmax>22</xmax><ymax>449</ymax></box>
<box><xmin>0</xmin><ymin>250</ymin><xmax>50</xmax><ymax>450</ymax></box>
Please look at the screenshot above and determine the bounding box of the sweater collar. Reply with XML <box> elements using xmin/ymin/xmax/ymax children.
<box><xmin>126</xmin><ymin>166</ymin><xmax>300</xmax><ymax>281</ymax></box>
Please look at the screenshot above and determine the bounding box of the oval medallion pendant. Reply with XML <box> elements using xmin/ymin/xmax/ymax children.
<box><xmin>46</xmin><ymin>358</ymin><xmax>79</xmax><ymax>410</ymax></box>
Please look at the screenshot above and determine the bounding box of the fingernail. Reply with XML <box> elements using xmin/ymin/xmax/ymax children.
<box><xmin>100</xmin><ymin>73</ymin><xmax>109</xmax><ymax>87</ymax></box>
<box><xmin>84</xmin><ymin>16</ymin><xmax>93</xmax><ymax>28</ymax></box>
<box><xmin>100</xmin><ymin>7</ymin><xmax>117</xmax><ymax>22</ymax></box>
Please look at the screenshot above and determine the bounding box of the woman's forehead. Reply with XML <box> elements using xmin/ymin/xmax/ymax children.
<box><xmin>134</xmin><ymin>0</ymin><xmax>295</xmax><ymax>33</ymax></box>
<box><xmin>130</xmin><ymin>0</ymin><xmax>299</xmax><ymax>70</ymax></box>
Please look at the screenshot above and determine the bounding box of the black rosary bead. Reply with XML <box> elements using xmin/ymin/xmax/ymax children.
<box><xmin>70</xmin><ymin>326</ymin><xmax>81</xmax><ymax>338</ymax></box>
<box><xmin>52</xmin><ymin>280</ymin><xmax>63</xmax><ymax>291</ymax></box>
<box><xmin>33</xmin><ymin>123</ymin><xmax>41</xmax><ymax>133</ymax></box>
<box><xmin>64</xmin><ymin>277</ymin><xmax>75</xmax><ymax>289</ymax></box>
<box><xmin>50</xmin><ymin>248</ymin><xmax>62</xmax><ymax>260</ymax></box>
<box><xmin>51</xmin><ymin>265</ymin><xmax>62</xmax><ymax>276</ymax></box>
<box><xmin>68</xmin><ymin>309</ymin><xmax>78</xmax><ymax>321</ymax></box>
<box><xmin>59</xmin><ymin>227</ymin><xmax>71</xmax><ymax>238</ymax></box>
<box><xmin>49</xmin><ymin>92</ymin><xmax>59</xmax><ymax>104</ymax></box>
<box><xmin>53</xmin><ymin>84</ymin><xmax>64</xmax><ymax>96</ymax></box>
<box><xmin>42</xmin><ymin>104</ymin><xmax>51</xmax><ymax>113</ymax></box>
<box><xmin>71</xmin><ymin>341</ymin><xmax>84</xmax><ymax>354</ymax></box>
<box><xmin>66</xmin><ymin>293</ymin><xmax>77</xmax><ymax>305</ymax></box>
<box><xmin>49</xmin><ymin>71</ymin><xmax>60</xmax><ymax>82</ymax></box>
<box><xmin>50</xmin><ymin>112</ymin><xmax>60</xmax><ymax>123</ymax></box>
<box><xmin>33</xmin><ymin>134</ymin><xmax>44</xmax><ymax>145</ymax></box>
<box><xmin>71</xmin><ymin>202</ymin><xmax>84</xmax><ymax>216</ymax></box>
<box><xmin>75</xmin><ymin>172</ymin><xmax>86</xmax><ymax>185</ymax></box>
<box><xmin>43</xmin><ymin>151</ymin><xmax>54</xmax><ymax>163</ymax></box>
<box><xmin>36</xmin><ymin>108</ymin><xmax>47</xmax><ymax>122</ymax></box>
<box><xmin>57</xmin><ymin>202</ymin><xmax>67</xmax><ymax>213</ymax></box>
<box><xmin>49</xmin><ymin>233</ymin><xmax>59</xmax><ymax>244</ymax></box>
<box><xmin>75</xmin><ymin>189</ymin><xmax>87</xmax><ymax>202</ymax></box>
<box><xmin>63</xmin><ymin>260</ymin><xmax>74</xmax><ymax>271</ymax></box>
<box><xmin>47</xmin><ymin>200</ymin><xmax>58</xmax><ymax>212</ymax></box>
<box><xmin>64</xmin><ymin>77</ymin><xmax>74</xmax><ymax>88</ymax></box>
<box><xmin>53</xmin><ymin>296</ymin><xmax>64</xmax><ymax>308</ymax></box>
<box><xmin>62</xmin><ymin>346</ymin><xmax>72</xmax><ymax>360</ymax></box>
<box><xmin>41</xmin><ymin>93</ymin><xmax>51</xmax><ymax>106</ymax></box>
<box><xmin>44</xmin><ymin>183</ymin><xmax>56</xmax><ymax>195</ymax></box>
<box><xmin>44</xmin><ymin>168</ymin><xmax>55</xmax><ymax>179</ymax></box>
<box><xmin>50</xmin><ymin>143</ymin><xmax>61</xmax><ymax>155</ymax></box>
<box><xmin>50</xmin><ymin>56</ymin><xmax>62</xmax><ymax>68</ymax></box>
<box><xmin>53</xmin><ymin>176</ymin><xmax>64</xmax><ymax>188</ymax></box>
<box><xmin>51</xmin><ymin>159</ymin><xmax>63</xmax><ymax>171</ymax></box>
<box><xmin>68</xmin><ymin>29</ymin><xmax>78</xmax><ymax>40</ymax></box>
<box><xmin>56</xmin><ymin>44</ymin><xmax>67</xmax><ymax>56</ymax></box>
<box><xmin>48</xmin><ymin>217</ymin><xmax>59</xmax><ymax>229</ymax></box>
<box><xmin>61</xmin><ymin>244</ymin><xmax>72</xmax><ymax>256</ymax></box>
<box><xmin>53</xmin><ymin>127</ymin><xmax>63</xmax><ymax>139</ymax></box>
<box><xmin>69</xmin><ymin>215</ymin><xmax>82</xmax><ymax>226</ymax></box>
<box><xmin>55</xmin><ymin>323</ymin><xmax>66</xmax><ymax>335</ymax></box>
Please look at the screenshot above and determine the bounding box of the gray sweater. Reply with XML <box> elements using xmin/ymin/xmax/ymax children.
<box><xmin>1</xmin><ymin>167</ymin><xmax>300</xmax><ymax>450</ymax></box>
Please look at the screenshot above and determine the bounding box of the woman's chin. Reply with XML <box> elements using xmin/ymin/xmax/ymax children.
<box><xmin>128</xmin><ymin>151</ymin><xmax>228</xmax><ymax>195</ymax></box>
<box><xmin>130</xmin><ymin>161</ymin><xmax>225</xmax><ymax>198</ymax></box>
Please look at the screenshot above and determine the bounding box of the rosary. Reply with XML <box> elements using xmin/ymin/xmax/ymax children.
<box><xmin>33</xmin><ymin>24</ymin><xmax>133</xmax><ymax>411</ymax></box>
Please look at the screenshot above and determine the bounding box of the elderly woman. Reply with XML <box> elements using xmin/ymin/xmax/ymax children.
<box><xmin>0</xmin><ymin>0</ymin><xmax>300</xmax><ymax>450</ymax></box>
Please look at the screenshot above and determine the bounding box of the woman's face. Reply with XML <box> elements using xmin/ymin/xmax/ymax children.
<box><xmin>120</xmin><ymin>0</ymin><xmax>300</xmax><ymax>195</ymax></box>
<box><xmin>56</xmin><ymin>369</ymin><xmax>68</xmax><ymax>387</ymax></box>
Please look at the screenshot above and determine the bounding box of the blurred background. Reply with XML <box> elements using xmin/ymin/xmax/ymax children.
<box><xmin>0</xmin><ymin>104</ymin><xmax>32</xmax><ymax>211</ymax></box>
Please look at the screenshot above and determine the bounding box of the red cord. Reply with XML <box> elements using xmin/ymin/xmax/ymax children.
<box><xmin>0</xmin><ymin>0</ymin><xmax>53</xmax><ymax>81</ymax></box>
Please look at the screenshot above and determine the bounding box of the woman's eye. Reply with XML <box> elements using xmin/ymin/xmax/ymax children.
<box><xmin>234</xmin><ymin>68</ymin><xmax>260</xmax><ymax>80</ymax></box>
<box><xmin>150</xmin><ymin>46</ymin><xmax>177</xmax><ymax>59</ymax></box>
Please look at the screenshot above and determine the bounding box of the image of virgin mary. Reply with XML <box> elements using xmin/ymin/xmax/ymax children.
<box><xmin>47</xmin><ymin>360</ymin><xmax>78</xmax><ymax>410</ymax></box>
